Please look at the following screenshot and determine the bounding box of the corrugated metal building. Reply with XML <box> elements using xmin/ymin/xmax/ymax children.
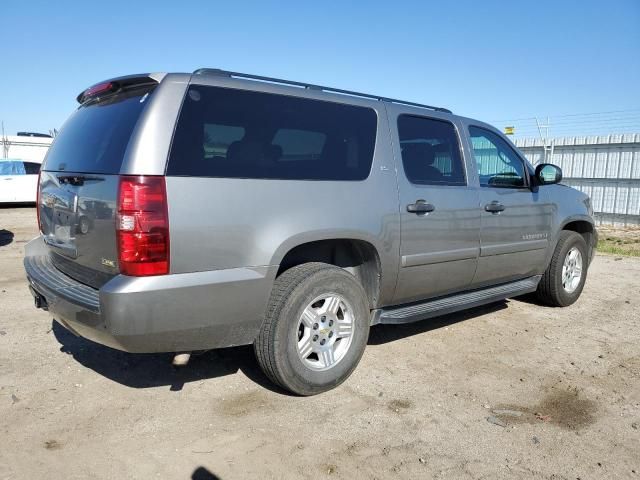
<box><xmin>1</xmin><ymin>136</ymin><xmax>52</xmax><ymax>163</ymax></box>
<box><xmin>514</xmin><ymin>134</ymin><xmax>640</xmax><ymax>226</ymax></box>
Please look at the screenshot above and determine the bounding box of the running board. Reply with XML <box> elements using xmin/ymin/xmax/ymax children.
<box><xmin>371</xmin><ymin>276</ymin><xmax>541</xmax><ymax>325</ymax></box>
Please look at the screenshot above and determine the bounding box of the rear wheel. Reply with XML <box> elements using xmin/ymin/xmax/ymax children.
<box><xmin>536</xmin><ymin>231</ymin><xmax>588</xmax><ymax>307</ymax></box>
<box><xmin>254</xmin><ymin>262</ymin><xmax>370</xmax><ymax>395</ymax></box>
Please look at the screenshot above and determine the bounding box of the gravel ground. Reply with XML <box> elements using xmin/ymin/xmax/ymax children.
<box><xmin>1</xmin><ymin>206</ymin><xmax>639</xmax><ymax>480</ymax></box>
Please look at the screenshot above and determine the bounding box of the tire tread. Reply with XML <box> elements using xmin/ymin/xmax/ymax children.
<box><xmin>537</xmin><ymin>230</ymin><xmax>586</xmax><ymax>307</ymax></box>
<box><xmin>254</xmin><ymin>262</ymin><xmax>332</xmax><ymax>391</ymax></box>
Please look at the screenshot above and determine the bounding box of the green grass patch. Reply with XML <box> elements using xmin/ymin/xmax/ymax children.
<box><xmin>597</xmin><ymin>236</ymin><xmax>640</xmax><ymax>257</ymax></box>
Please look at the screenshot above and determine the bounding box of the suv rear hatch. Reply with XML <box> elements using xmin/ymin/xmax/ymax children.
<box><xmin>39</xmin><ymin>76</ymin><xmax>158</xmax><ymax>288</ymax></box>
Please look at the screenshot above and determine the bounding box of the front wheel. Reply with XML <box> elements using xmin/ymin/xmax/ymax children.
<box><xmin>254</xmin><ymin>263</ymin><xmax>370</xmax><ymax>396</ymax></box>
<box><xmin>536</xmin><ymin>231</ymin><xmax>589</xmax><ymax>307</ymax></box>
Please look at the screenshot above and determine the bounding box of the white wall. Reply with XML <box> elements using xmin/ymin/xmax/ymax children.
<box><xmin>1</xmin><ymin>136</ymin><xmax>52</xmax><ymax>163</ymax></box>
<box><xmin>515</xmin><ymin>134</ymin><xmax>640</xmax><ymax>226</ymax></box>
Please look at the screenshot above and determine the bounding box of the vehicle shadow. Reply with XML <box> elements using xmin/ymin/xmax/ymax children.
<box><xmin>0</xmin><ymin>229</ymin><xmax>14</xmax><ymax>247</ymax></box>
<box><xmin>510</xmin><ymin>292</ymin><xmax>545</xmax><ymax>306</ymax></box>
<box><xmin>192</xmin><ymin>467</ymin><xmax>222</xmax><ymax>480</ymax></box>
<box><xmin>52</xmin><ymin>320</ymin><xmax>285</xmax><ymax>394</ymax></box>
<box><xmin>52</xmin><ymin>301</ymin><xmax>510</xmax><ymax>393</ymax></box>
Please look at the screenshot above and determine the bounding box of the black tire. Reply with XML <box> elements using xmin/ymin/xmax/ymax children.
<box><xmin>536</xmin><ymin>231</ymin><xmax>588</xmax><ymax>307</ymax></box>
<box><xmin>254</xmin><ymin>262</ymin><xmax>370</xmax><ymax>396</ymax></box>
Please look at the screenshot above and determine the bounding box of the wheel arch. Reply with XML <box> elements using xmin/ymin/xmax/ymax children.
<box><xmin>561</xmin><ymin>216</ymin><xmax>597</xmax><ymax>259</ymax></box>
<box><xmin>273</xmin><ymin>235</ymin><xmax>382</xmax><ymax>310</ymax></box>
<box><xmin>545</xmin><ymin>215</ymin><xmax>597</xmax><ymax>268</ymax></box>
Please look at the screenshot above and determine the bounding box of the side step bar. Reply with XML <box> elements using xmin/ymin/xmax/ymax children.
<box><xmin>371</xmin><ymin>276</ymin><xmax>542</xmax><ymax>325</ymax></box>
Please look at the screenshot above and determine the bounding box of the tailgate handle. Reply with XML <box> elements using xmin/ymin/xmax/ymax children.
<box><xmin>57</xmin><ymin>175</ymin><xmax>104</xmax><ymax>186</ymax></box>
<box><xmin>57</xmin><ymin>175</ymin><xmax>87</xmax><ymax>186</ymax></box>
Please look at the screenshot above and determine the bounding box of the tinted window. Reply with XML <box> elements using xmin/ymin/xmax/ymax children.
<box><xmin>44</xmin><ymin>86</ymin><xmax>153</xmax><ymax>174</ymax></box>
<box><xmin>397</xmin><ymin>115</ymin><xmax>465</xmax><ymax>186</ymax></box>
<box><xmin>167</xmin><ymin>86</ymin><xmax>377</xmax><ymax>180</ymax></box>
<box><xmin>0</xmin><ymin>161</ymin><xmax>26</xmax><ymax>175</ymax></box>
<box><xmin>24</xmin><ymin>162</ymin><xmax>41</xmax><ymax>175</ymax></box>
<box><xmin>468</xmin><ymin>126</ymin><xmax>526</xmax><ymax>188</ymax></box>
<box><xmin>272</xmin><ymin>129</ymin><xmax>326</xmax><ymax>161</ymax></box>
<box><xmin>204</xmin><ymin>124</ymin><xmax>244</xmax><ymax>159</ymax></box>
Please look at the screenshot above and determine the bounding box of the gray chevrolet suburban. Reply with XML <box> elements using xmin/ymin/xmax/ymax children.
<box><xmin>24</xmin><ymin>69</ymin><xmax>597</xmax><ymax>395</ymax></box>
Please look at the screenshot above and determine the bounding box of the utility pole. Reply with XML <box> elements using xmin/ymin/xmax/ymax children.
<box><xmin>1</xmin><ymin>121</ymin><xmax>9</xmax><ymax>159</ymax></box>
<box><xmin>535</xmin><ymin>116</ymin><xmax>554</xmax><ymax>164</ymax></box>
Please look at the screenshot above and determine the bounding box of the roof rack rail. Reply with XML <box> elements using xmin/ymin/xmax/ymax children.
<box><xmin>192</xmin><ymin>68</ymin><xmax>452</xmax><ymax>114</ymax></box>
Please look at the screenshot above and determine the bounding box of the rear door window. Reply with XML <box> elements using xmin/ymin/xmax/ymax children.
<box><xmin>397</xmin><ymin>115</ymin><xmax>466</xmax><ymax>186</ymax></box>
<box><xmin>43</xmin><ymin>86</ymin><xmax>154</xmax><ymax>174</ymax></box>
<box><xmin>167</xmin><ymin>86</ymin><xmax>377</xmax><ymax>180</ymax></box>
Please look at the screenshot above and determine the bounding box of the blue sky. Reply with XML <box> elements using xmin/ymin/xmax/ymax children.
<box><xmin>1</xmin><ymin>0</ymin><xmax>639</xmax><ymax>136</ymax></box>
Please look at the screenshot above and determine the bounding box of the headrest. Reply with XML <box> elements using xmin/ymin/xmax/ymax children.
<box><xmin>227</xmin><ymin>140</ymin><xmax>267</xmax><ymax>165</ymax></box>
<box><xmin>401</xmin><ymin>143</ymin><xmax>436</xmax><ymax>165</ymax></box>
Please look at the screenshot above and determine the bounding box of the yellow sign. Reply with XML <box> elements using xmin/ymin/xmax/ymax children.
<box><xmin>504</xmin><ymin>126</ymin><xmax>515</xmax><ymax>135</ymax></box>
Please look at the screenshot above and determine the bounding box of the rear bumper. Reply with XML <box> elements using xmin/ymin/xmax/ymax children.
<box><xmin>24</xmin><ymin>237</ymin><xmax>276</xmax><ymax>353</ymax></box>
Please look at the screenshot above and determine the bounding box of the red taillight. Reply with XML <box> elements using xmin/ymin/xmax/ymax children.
<box><xmin>116</xmin><ymin>175</ymin><xmax>169</xmax><ymax>276</ymax></box>
<box><xmin>36</xmin><ymin>170</ymin><xmax>42</xmax><ymax>233</ymax></box>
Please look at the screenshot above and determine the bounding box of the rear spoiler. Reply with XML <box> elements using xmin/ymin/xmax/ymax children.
<box><xmin>76</xmin><ymin>73</ymin><xmax>166</xmax><ymax>104</ymax></box>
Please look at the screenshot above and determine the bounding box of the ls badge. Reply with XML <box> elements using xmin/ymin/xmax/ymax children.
<box><xmin>101</xmin><ymin>258</ymin><xmax>117</xmax><ymax>268</ymax></box>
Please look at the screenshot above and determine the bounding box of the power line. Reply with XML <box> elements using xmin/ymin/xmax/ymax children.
<box><xmin>488</xmin><ymin>108</ymin><xmax>640</xmax><ymax>139</ymax></box>
<box><xmin>494</xmin><ymin>115</ymin><xmax>640</xmax><ymax>127</ymax></box>
<box><xmin>489</xmin><ymin>108</ymin><xmax>640</xmax><ymax>123</ymax></box>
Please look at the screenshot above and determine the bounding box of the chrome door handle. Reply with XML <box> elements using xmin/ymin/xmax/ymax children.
<box><xmin>407</xmin><ymin>200</ymin><xmax>435</xmax><ymax>214</ymax></box>
<box><xmin>485</xmin><ymin>201</ymin><xmax>505</xmax><ymax>213</ymax></box>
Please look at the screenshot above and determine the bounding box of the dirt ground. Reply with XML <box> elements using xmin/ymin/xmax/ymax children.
<box><xmin>1</xmin><ymin>206</ymin><xmax>639</xmax><ymax>480</ymax></box>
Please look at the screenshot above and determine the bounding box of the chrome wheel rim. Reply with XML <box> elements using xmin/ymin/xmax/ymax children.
<box><xmin>296</xmin><ymin>293</ymin><xmax>354</xmax><ymax>371</ymax></box>
<box><xmin>562</xmin><ymin>247</ymin><xmax>583</xmax><ymax>294</ymax></box>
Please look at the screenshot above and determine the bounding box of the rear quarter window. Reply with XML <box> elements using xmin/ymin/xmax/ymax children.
<box><xmin>167</xmin><ymin>86</ymin><xmax>377</xmax><ymax>180</ymax></box>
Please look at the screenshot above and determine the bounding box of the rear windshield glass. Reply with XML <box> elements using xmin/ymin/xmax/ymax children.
<box><xmin>43</xmin><ymin>86</ymin><xmax>153</xmax><ymax>174</ymax></box>
<box><xmin>167</xmin><ymin>86</ymin><xmax>377</xmax><ymax>180</ymax></box>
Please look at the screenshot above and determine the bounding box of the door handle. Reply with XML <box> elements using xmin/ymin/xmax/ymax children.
<box><xmin>485</xmin><ymin>201</ymin><xmax>505</xmax><ymax>213</ymax></box>
<box><xmin>407</xmin><ymin>200</ymin><xmax>435</xmax><ymax>214</ymax></box>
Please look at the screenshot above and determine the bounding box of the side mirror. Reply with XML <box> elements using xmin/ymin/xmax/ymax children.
<box><xmin>535</xmin><ymin>163</ymin><xmax>562</xmax><ymax>185</ymax></box>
